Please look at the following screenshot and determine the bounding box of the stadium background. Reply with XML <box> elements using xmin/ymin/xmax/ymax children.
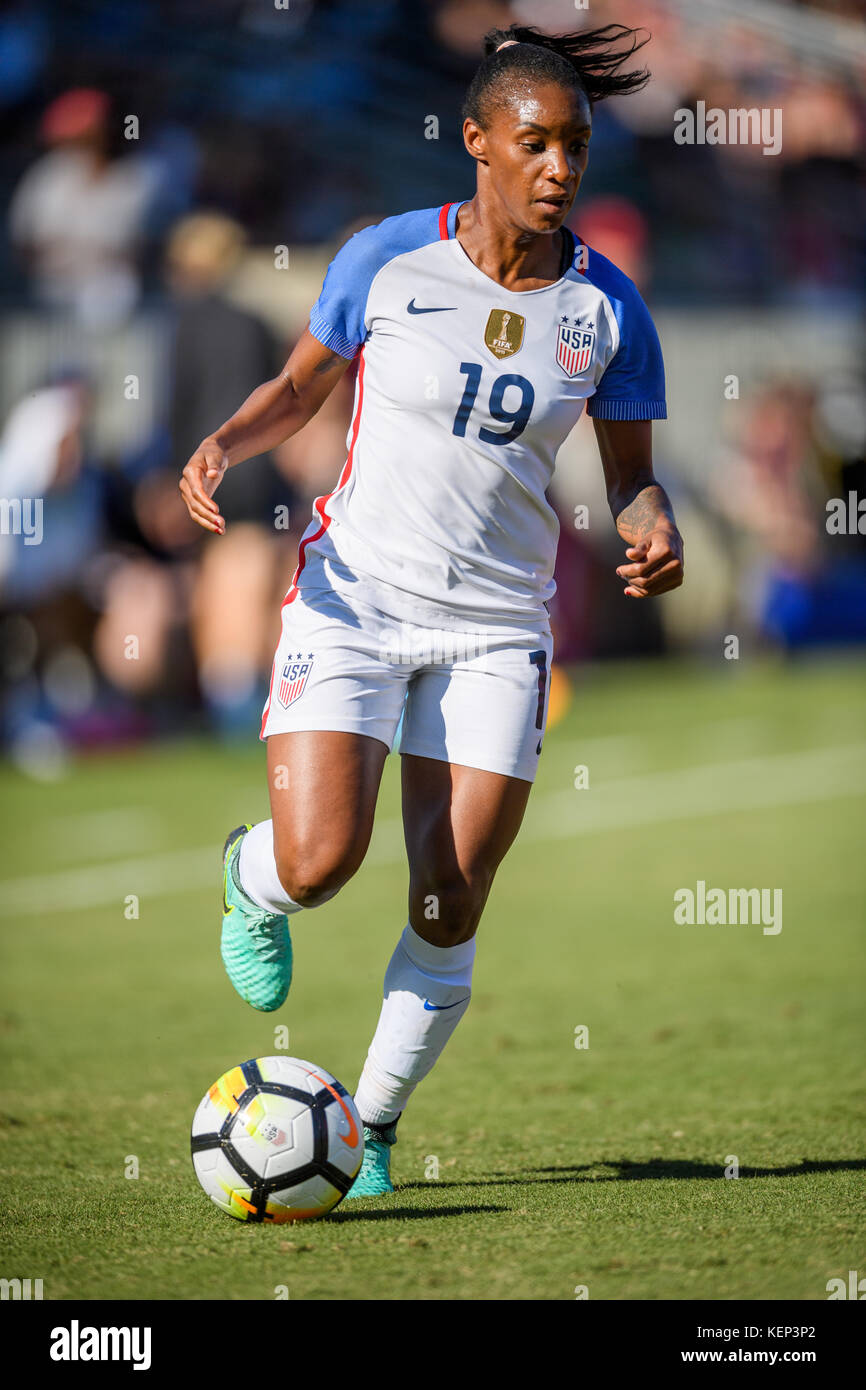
<box><xmin>1</xmin><ymin>0</ymin><xmax>865</xmax><ymax>1303</ymax></box>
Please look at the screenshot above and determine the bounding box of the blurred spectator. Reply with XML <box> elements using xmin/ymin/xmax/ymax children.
<box><xmin>431</xmin><ymin>0</ymin><xmax>513</xmax><ymax>56</ymax></box>
<box><xmin>712</xmin><ymin>380</ymin><xmax>866</xmax><ymax>648</ymax></box>
<box><xmin>0</xmin><ymin>370</ymin><xmax>109</xmax><ymax>762</ymax></box>
<box><xmin>571</xmin><ymin>196</ymin><xmax>650</xmax><ymax>291</ymax></box>
<box><xmin>165</xmin><ymin>211</ymin><xmax>291</xmax><ymax>735</ymax></box>
<box><xmin>9</xmin><ymin>88</ymin><xmax>159</xmax><ymax>327</ymax></box>
<box><xmin>0</xmin><ymin>370</ymin><xmax>99</xmax><ymax>604</ymax></box>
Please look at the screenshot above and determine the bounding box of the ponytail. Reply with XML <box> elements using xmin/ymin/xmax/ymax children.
<box><xmin>464</xmin><ymin>22</ymin><xmax>650</xmax><ymax>125</ymax></box>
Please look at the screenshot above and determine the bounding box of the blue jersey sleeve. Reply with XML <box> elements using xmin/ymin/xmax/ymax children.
<box><xmin>309</xmin><ymin>207</ymin><xmax>443</xmax><ymax>360</ymax></box>
<box><xmin>584</xmin><ymin>250</ymin><xmax>667</xmax><ymax>421</ymax></box>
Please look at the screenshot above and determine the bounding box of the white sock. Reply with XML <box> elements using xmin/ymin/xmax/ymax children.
<box><xmin>237</xmin><ymin>820</ymin><xmax>304</xmax><ymax>915</ymax></box>
<box><xmin>354</xmin><ymin>923</ymin><xmax>476</xmax><ymax>1127</ymax></box>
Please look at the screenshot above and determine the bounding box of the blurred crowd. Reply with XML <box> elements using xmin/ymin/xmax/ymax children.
<box><xmin>0</xmin><ymin>0</ymin><xmax>864</xmax><ymax>768</ymax></box>
<box><xmin>2</xmin><ymin>0</ymin><xmax>863</xmax><ymax>307</ymax></box>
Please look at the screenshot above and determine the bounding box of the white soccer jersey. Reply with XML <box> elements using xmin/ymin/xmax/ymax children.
<box><xmin>290</xmin><ymin>200</ymin><xmax>666</xmax><ymax>631</ymax></box>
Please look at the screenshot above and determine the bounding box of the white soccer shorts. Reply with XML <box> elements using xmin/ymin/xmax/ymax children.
<box><xmin>260</xmin><ymin>584</ymin><xmax>554</xmax><ymax>783</ymax></box>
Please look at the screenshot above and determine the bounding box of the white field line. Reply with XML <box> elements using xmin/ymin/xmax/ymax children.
<box><xmin>42</xmin><ymin>806</ymin><xmax>162</xmax><ymax>859</ymax></box>
<box><xmin>556</xmin><ymin>717</ymin><xmax>770</xmax><ymax>768</ymax></box>
<box><xmin>1</xmin><ymin>742</ymin><xmax>864</xmax><ymax>917</ymax></box>
<box><xmin>526</xmin><ymin>740</ymin><xmax>866</xmax><ymax>841</ymax></box>
<box><xmin>0</xmin><ymin>847</ymin><xmax>219</xmax><ymax>917</ymax></box>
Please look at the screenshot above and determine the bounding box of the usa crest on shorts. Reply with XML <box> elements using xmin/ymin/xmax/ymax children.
<box><xmin>556</xmin><ymin>316</ymin><xmax>595</xmax><ymax>377</ymax></box>
<box><xmin>277</xmin><ymin>653</ymin><xmax>314</xmax><ymax>707</ymax></box>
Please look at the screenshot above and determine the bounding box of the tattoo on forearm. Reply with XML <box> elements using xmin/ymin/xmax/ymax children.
<box><xmin>613</xmin><ymin>482</ymin><xmax>676</xmax><ymax>545</ymax></box>
<box><xmin>313</xmin><ymin>351</ymin><xmax>342</xmax><ymax>374</ymax></box>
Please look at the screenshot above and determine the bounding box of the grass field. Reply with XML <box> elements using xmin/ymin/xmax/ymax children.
<box><xmin>1</xmin><ymin>655</ymin><xmax>864</xmax><ymax>1301</ymax></box>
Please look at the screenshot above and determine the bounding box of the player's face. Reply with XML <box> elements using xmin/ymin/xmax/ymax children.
<box><xmin>468</xmin><ymin>82</ymin><xmax>591</xmax><ymax>234</ymax></box>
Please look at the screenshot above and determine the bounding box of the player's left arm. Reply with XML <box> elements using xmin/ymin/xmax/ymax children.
<box><xmin>593</xmin><ymin>418</ymin><xmax>684</xmax><ymax>599</ymax></box>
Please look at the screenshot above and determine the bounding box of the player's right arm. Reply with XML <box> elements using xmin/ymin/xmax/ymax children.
<box><xmin>179</xmin><ymin>326</ymin><xmax>352</xmax><ymax>534</ymax></box>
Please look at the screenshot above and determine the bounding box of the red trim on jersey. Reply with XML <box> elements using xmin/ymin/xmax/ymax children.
<box><xmin>260</xmin><ymin>651</ymin><xmax>278</xmax><ymax>739</ymax></box>
<box><xmin>438</xmin><ymin>202</ymin><xmax>453</xmax><ymax>239</ymax></box>
<box><xmin>259</xmin><ymin>349</ymin><xmax>367</xmax><ymax>738</ymax></box>
<box><xmin>284</xmin><ymin>347</ymin><xmax>365</xmax><ymax>604</ymax></box>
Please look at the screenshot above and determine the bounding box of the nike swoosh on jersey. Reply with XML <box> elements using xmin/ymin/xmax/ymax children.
<box><xmin>423</xmin><ymin>996</ymin><xmax>470</xmax><ymax>1011</ymax></box>
<box><xmin>407</xmin><ymin>299</ymin><xmax>458</xmax><ymax>314</ymax></box>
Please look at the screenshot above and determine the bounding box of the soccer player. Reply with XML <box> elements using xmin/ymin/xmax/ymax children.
<box><xmin>179</xmin><ymin>23</ymin><xmax>684</xmax><ymax>1198</ymax></box>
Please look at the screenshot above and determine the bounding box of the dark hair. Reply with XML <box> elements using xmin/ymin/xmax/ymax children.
<box><xmin>463</xmin><ymin>22</ymin><xmax>651</xmax><ymax>127</ymax></box>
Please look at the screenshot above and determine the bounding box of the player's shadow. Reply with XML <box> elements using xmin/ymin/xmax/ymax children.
<box><xmin>330</xmin><ymin>1202</ymin><xmax>506</xmax><ymax>1223</ymax></box>
<box><xmin>396</xmin><ymin>1156</ymin><xmax>866</xmax><ymax>1189</ymax></box>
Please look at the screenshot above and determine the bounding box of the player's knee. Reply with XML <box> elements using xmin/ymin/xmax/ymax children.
<box><xmin>274</xmin><ymin>843</ymin><xmax>360</xmax><ymax>909</ymax></box>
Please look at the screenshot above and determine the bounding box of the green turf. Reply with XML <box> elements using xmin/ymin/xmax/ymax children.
<box><xmin>1</xmin><ymin>656</ymin><xmax>864</xmax><ymax>1300</ymax></box>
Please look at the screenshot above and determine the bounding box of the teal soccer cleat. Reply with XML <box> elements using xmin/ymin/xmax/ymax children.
<box><xmin>220</xmin><ymin>825</ymin><xmax>293</xmax><ymax>1012</ymax></box>
<box><xmin>344</xmin><ymin>1119</ymin><xmax>399</xmax><ymax>1199</ymax></box>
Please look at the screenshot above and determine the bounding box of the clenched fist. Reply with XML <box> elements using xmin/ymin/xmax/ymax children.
<box><xmin>616</xmin><ymin>526</ymin><xmax>684</xmax><ymax>598</ymax></box>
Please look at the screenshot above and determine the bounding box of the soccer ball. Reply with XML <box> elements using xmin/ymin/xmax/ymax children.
<box><xmin>190</xmin><ymin>1056</ymin><xmax>364</xmax><ymax>1223</ymax></box>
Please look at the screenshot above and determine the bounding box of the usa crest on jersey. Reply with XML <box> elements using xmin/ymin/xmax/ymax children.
<box><xmin>556</xmin><ymin>318</ymin><xmax>595</xmax><ymax>377</ymax></box>
<box><xmin>277</xmin><ymin>654</ymin><xmax>314</xmax><ymax>707</ymax></box>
